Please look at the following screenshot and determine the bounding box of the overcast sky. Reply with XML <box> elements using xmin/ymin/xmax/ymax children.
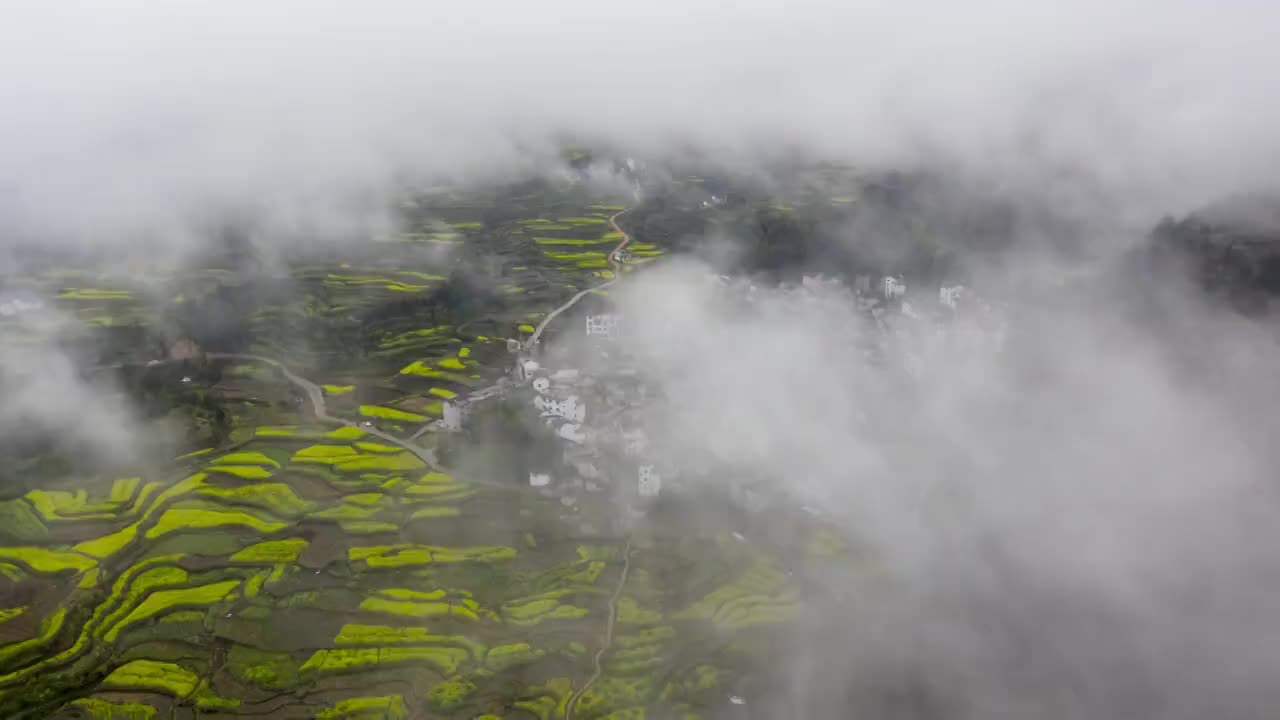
<box><xmin>3</xmin><ymin>0</ymin><xmax>1280</xmax><ymax>247</ymax></box>
<box><xmin>4</xmin><ymin>4</ymin><xmax>1280</xmax><ymax>716</ymax></box>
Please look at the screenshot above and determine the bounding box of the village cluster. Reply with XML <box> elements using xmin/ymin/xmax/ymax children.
<box><xmin>857</xmin><ymin>274</ymin><xmax>1009</xmax><ymax>379</ymax></box>
<box><xmin>432</xmin><ymin>309</ymin><xmax>669</xmax><ymax>511</ymax></box>
<box><xmin>429</xmin><ymin>271</ymin><xmax>1008</xmax><ymax>513</ymax></box>
<box><xmin>691</xmin><ymin>271</ymin><xmax>1010</xmax><ymax>515</ymax></box>
<box><xmin>757</xmin><ymin>271</ymin><xmax>1009</xmax><ymax>379</ymax></box>
<box><xmin>510</xmin><ymin>318</ymin><xmax>669</xmax><ymax>511</ymax></box>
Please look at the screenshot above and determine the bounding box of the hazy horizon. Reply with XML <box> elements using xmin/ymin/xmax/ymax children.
<box><xmin>4</xmin><ymin>0</ymin><xmax>1280</xmax><ymax>252</ymax></box>
<box><xmin>3</xmin><ymin>3</ymin><xmax>1280</xmax><ymax>718</ymax></box>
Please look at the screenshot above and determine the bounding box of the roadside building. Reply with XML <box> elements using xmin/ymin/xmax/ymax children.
<box><xmin>940</xmin><ymin>285</ymin><xmax>964</xmax><ymax>310</ymax></box>
<box><xmin>535</xmin><ymin>395</ymin><xmax>586</xmax><ymax>423</ymax></box>
<box><xmin>585</xmin><ymin>314</ymin><xmax>620</xmax><ymax>340</ymax></box>
<box><xmin>882</xmin><ymin>276</ymin><xmax>906</xmax><ymax>300</ymax></box>
<box><xmin>515</xmin><ymin>357</ymin><xmax>540</xmax><ymax>382</ymax></box>
<box><xmin>638</xmin><ymin>464</ymin><xmax>661</xmax><ymax>498</ymax></box>
<box><xmin>550</xmin><ymin>368</ymin><xmax>581</xmax><ymax>384</ymax></box>
<box><xmin>557</xmin><ymin>422</ymin><xmax>587</xmax><ymax>444</ymax></box>
<box><xmin>563</xmin><ymin>445</ymin><xmax>599</xmax><ymax>480</ymax></box>
<box><xmin>441</xmin><ymin>398</ymin><xmax>471</xmax><ymax>431</ymax></box>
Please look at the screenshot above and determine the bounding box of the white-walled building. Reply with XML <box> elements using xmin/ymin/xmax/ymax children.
<box><xmin>563</xmin><ymin>445</ymin><xmax>598</xmax><ymax>476</ymax></box>
<box><xmin>532</xmin><ymin>377</ymin><xmax>551</xmax><ymax>394</ymax></box>
<box><xmin>586</xmin><ymin>314</ymin><xmax>620</xmax><ymax>340</ymax></box>
<box><xmin>535</xmin><ymin>394</ymin><xmax>586</xmax><ymax>423</ymax></box>
<box><xmin>528</xmin><ymin>472</ymin><xmax>551</xmax><ymax>488</ymax></box>
<box><xmin>550</xmin><ymin>368</ymin><xmax>581</xmax><ymax>383</ymax></box>
<box><xmin>882</xmin><ymin>276</ymin><xmax>906</xmax><ymax>300</ymax></box>
<box><xmin>801</xmin><ymin>274</ymin><xmax>842</xmax><ymax>293</ymax></box>
<box><xmin>638</xmin><ymin>464</ymin><xmax>661</xmax><ymax>498</ymax></box>
<box><xmin>557</xmin><ymin>422</ymin><xmax>587</xmax><ymax>444</ymax></box>
<box><xmin>515</xmin><ymin>358</ymin><xmax>541</xmax><ymax>382</ymax></box>
<box><xmin>441</xmin><ymin>399</ymin><xmax>471</xmax><ymax>431</ymax></box>
<box><xmin>940</xmin><ymin>285</ymin><xmax>965</xmax><ymax>310</ymax></box>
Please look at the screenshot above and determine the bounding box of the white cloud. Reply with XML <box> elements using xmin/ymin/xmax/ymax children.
<box><xmin>3</xmin><ymin>0</ymin><xmax>1280</xmax><ymax>247</ymax></box>
<box><xmin>603</xmin><ymin>259</ymin><xmax>1280</xmax><ymax>716</ymax></box>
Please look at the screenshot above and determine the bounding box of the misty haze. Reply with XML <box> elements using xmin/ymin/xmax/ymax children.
<box><xmin>2</xmin><ymin>2</ymin><xmax>1280</xmax><ymax>719</ymax></box>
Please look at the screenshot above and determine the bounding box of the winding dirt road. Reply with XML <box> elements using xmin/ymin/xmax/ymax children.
<box><xmin>94</xmin><ymin>209</ymin><xmax>643</xmax><ymax>717</ymax></box>
<box><xmin>517</xmin><ymin>209</ymin><xmax>635</xmax><ymax>719</ymax></box>
<box><xmin>208</xmin><ymin>352</ymin><xmax>520</xmax><ymax>491</ymax></box>
<box><xmin>227</xmin><ymin>211</ymin><xmax>640</xmax><ymax>714</ymax></box>
<box><xmin>564</xmin><ymin>537</ymin><xmax>634</xmax><ymax>720</ymax></box>
<box><xmin>525</xmin><ymin>209</ymin><xmax>631</xmax><ymax>351</ymax></box>
<box><xmin>606</xmin><ymin>208</ymin><xmax>633</xmax><ymax>268</ymax></box>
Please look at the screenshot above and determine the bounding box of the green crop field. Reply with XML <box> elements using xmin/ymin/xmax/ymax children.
<box><xmin>0</xmin><ymin>177</ymin><xmax>844</xmax><ymax>719</ymax></box>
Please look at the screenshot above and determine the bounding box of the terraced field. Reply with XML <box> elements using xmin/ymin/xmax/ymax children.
<box><xmin>0</xmin><ymin>182</ymin><xmax>834</xmax><ymax>717</ymax></box>
<box><xmin>0</xmin><ymin>430</ymin><xmax>814</xmax><ymax>717</ymax></box>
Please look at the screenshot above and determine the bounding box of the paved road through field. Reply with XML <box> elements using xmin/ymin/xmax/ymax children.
<box><xmin>524</xmin><ymin>209</ymin><xmax>632</xmax><ymax>351</ymax></box>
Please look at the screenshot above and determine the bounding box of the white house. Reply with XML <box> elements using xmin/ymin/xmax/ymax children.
<box><xmin>550</xmin><ymin>368</ymin><xmax>581</xmax><ymax>383</ymax></box>
<box><xmin>638</xmin><ymin>464</ymin><xmax>661</xmax><ymax>498</ymax></box>
<box><xmin>557</xmin><ymin>423</ymin><xmax>587</xmax><ymax>444</ymax></box>
<box><xmin>532</xmin><ymin>377</ymin><xmax>551</xmax><ymax>394</ymax></box>
<box><xmin>586</xmin><ymin>314</ymin><xmax>620</xmax><ymax>340</ymax></box>
<box><xmin>441</xmin><ymin>399</ymin><xmax>471</xmax><ymax>431</ymax></box>
<box><xmin>570</xmin><ymin>454</ymin><xmax>600</xmax><ymax>479</ymax></box>
<box><xmin>563</xmin><ymin>445</ymin><xmax>598</xmax><ymax>474</ymax></box>
<box><xmin>535</xmin><ymin>394</ymin><xmax>586</xmax><ymax>423</ymax></box>
<box><xmin>882</xmin><ymin>276</ymin><xmax>906</xmax><ymax>300</ymax></box>
<box><xmin>516</xmin><ymin>358</ymin><xmax>540</xmax><ymax>382</ymax></box>
<box><xmin>801</xmin><ymin>274</ymin><xmax>841</xmax><ymax>292</ymax></box>
<box><xmin>528</xmin><ymin>472</ymin><xmax>551</xmax><ymax>488</ymax></box>
<box><xmin>939</xmin><ymin>285</ymin><xmax>964</xmax><ymax>310</ymax></box>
